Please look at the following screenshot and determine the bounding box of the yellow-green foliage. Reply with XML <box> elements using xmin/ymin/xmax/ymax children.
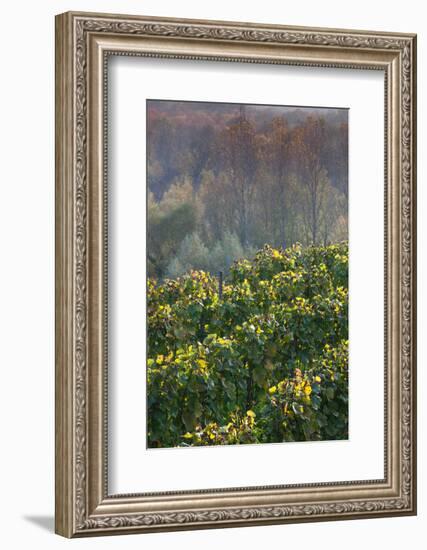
<box><xmin>147</xmin><ymin>242</ymin><xmax>348</xmax><ymax>447</ymax></box>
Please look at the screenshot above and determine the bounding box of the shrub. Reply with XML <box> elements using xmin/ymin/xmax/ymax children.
<box><xmin>147</xmin><ymin>242</ymin><xmax>348</xmax><ymax>447</ymax></box>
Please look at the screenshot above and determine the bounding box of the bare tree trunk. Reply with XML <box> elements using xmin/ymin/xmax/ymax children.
<box><xmin>241</xmin><ymin>182</ymin><xmax>248</xmax><ymax>247</ymax></box>
<box><xmin>279</xmin><ymin>183</ymin><xmax>287</xmax><ymax>249</ymax></box>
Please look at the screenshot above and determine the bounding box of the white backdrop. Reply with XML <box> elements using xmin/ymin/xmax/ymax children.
<box><xmin>0</xmin><ymin>1</ymin><xmax>424</xmax><ymax>549</ymax></box>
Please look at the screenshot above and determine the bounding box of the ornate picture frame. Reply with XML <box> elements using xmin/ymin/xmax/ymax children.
<box><xmin>55</xmin><ymin>11</ymin><xmax>417</xmax><ymax>537</ymax></box>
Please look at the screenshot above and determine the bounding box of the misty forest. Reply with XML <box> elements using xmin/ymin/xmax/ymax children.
<box><xmin>146</xmin><ymin>100</ymin><xmax>349</xmax><ymax>448</ymax></box>
<box><xmin>147</xmin><ymin>101</ymin><xmax>348</xmax><ymax>280</ymax></box>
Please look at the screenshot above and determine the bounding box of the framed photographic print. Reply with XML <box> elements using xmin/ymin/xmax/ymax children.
<box><xmin>55</xmin><ymin>11</ymin><xmax>417</xmax><ymax>537</ymax></box>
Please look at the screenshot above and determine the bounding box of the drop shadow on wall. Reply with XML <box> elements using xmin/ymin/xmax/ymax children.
<box><xmin>23</xmin><ymin>516</ymin><xmax>54</xmax><ymax>533</ymax></box>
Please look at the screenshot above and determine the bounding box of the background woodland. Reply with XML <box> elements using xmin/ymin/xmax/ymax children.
<box><xmin>147</xmin><ymin>101</ymin><xmax>348</xmax><ymax>279</ymax></box>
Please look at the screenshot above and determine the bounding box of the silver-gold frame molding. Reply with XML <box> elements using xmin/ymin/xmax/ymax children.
<box><xmin>55</xmin><ymin>11</ymin><xmax>417</xmax><ymax>538</ymax></box>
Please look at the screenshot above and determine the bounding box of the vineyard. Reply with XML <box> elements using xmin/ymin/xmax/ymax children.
<box><xmin>147</xmin><ymin>242</ymin><xmax>348</xmax><ymax>448</ymax></box>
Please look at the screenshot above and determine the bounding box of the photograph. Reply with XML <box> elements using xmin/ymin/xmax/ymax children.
<box><xmin>146</xmin><ymin>100</ymin><xmax>349</xmax><ymax>448</ymax></box>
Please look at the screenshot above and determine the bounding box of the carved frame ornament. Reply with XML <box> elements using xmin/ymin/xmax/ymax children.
<box><xmin>55</xmin><ymin>11</ymin><xmax>417</xmax><ymax>537</ymax></box>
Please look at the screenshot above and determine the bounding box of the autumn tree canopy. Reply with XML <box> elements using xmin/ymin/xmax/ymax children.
<box><xmin>147</xmin><ymin>100</ymin><xmax>348</xmax><ymax>279</ymax></box>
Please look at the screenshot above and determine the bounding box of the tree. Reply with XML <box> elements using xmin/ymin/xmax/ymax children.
<box><xmin>323</xmin><ymin>120</ymin><xmax>349</xmax><ymax>199</ymax></box>
<box><xmin>147</xmin><ymin>116</ymin><xmax>179</xmax><ymax>198</ymax></box>
<box><xmin>268</xmin><ymin>116</ymin><xmax>293</xmax><ymax>248</ymax></box>
<box><xmin>319</xmin><ymin>185</ymin><xmax>348</xmax><ymax>245</ymax></box>
<box><xmin>148</xmin><ymin>203</ymin><xmax>197</xmax><ymax>278</ymax></box>
<box><xmin>159</xmin><ymin>178</ymin><xmax>195</xmax><ymax>215</ymax></box>
<box><xmin>292</xmin><ymin>116</ymin><xmax>329</xmax><ymax>245</ymax></box>
<box><xmin>166</xmin><ymin>232</ymin><xmax>210</xmax><ymax>278</ymax></box>
<box><xmin>221</xmin><ymin>106</ymin><xmax>258</xmax><ymax>246</ymax></box>
<box><xmin>197</xmin><ymin>170</ymin><xmax>237</xmax><ymax>243</ymax></box>
<box><xmin>210</xmin><ymin>231</ymin><xmax>249</xmax><ymax>273</ymax></box>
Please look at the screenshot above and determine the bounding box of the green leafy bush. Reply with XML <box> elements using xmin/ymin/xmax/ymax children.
<box><xmin>147</xmin><ymin>242</ymin><xmax>348</xmax><ymax>448</ymax></box>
